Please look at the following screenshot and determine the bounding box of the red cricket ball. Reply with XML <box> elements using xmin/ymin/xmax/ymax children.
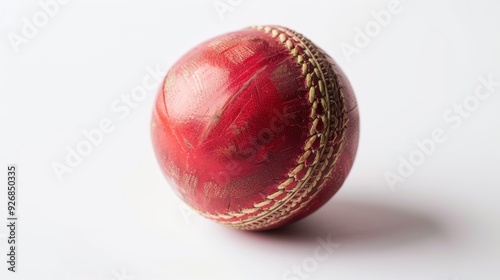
<box><xmin>151</xmin><ymin>25</ymin><xmax>359</xmax><ymax>230</ymax></box>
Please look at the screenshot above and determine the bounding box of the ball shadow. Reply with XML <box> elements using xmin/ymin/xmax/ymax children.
<box><xmin>244</xmin><ymin>196</ymin><xmax>446</xmax><ymax>249</ymax></box>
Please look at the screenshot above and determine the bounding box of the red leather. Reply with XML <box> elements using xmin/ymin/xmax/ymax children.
<box><xmin>151</xmin><ymin>26</ymin><xmax>359</xmax><ymax>230</ymax></box>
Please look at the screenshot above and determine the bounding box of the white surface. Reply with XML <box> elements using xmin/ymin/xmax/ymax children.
<box><xmin>1</xmin><ymin>0</ymin><xmax>500</xmax><ymax>279</ymax></box>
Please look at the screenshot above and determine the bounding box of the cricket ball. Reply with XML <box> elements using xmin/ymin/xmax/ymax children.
<box><xmin>151</xmin><ymin>25</ymin><xmax>359</xmax><ymax>230</ymax></box>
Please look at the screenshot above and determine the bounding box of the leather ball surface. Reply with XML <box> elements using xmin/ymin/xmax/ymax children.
<box><xmin>151</xmin><ymin>25</ymin><xmax>359</xmax><ymax>230</ymax></box>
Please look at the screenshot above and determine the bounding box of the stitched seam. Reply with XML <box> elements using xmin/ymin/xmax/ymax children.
<box><xmin>230</xmin><ymin>27</ymin><xmax>349</xmax><ymax>230</ymax></box>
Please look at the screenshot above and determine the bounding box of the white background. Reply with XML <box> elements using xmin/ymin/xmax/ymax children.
<box><xmin>1</xmin><ymin>0</ymin><xmax>500</xmax><ymax>279</ymax></box>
